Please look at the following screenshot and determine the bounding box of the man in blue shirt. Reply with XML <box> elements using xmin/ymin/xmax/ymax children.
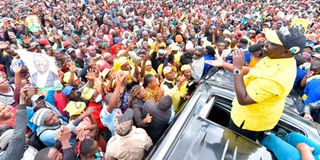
<box><xmin>302</xmin><ymin>59</ymin><xmax>320</xmax><ymax>122</ymax></box>
<box><xmin>302</xmin><ymin>59</ymin><xmax>320</xmax><ymax>105</ymax></box>
<box><xmin>293</xmin><ymin>55</ymin><xmax>307</xmax><ymax>96</ymax></box>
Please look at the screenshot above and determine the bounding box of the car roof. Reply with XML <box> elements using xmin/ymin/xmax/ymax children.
<box><xmin>147</xmin><ymin>89</ymin><xmax>273</xmax><ymax>160</ymax></box>
<box><xmin>148</xmin><ymin>69</ymin><xmax>320</xmax><ymax>159</ymax></box>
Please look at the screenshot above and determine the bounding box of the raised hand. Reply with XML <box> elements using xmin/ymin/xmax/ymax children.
<box><xmin>56</xmin><ymin>126</ymin><xmax>71</xmax><ymax>148</ymax></box>
<box><xmin>233</xmin><ymin>49</ymin><xmax>245</xmax><ymax>70</ymax></box>
<box><xmin>69</xmin><ymin>61</ymin><xmax>76</xmax><ymax>73</ymax></box>
<box><xmin>81</xmin><ymin>107</ymin><xmax>95</xmax><ymax>118</ymax></box>
<box><xmin>143</xmin><ymin>54</ymin><xmax>150</xmax><ymax>62</ymax></box>
<box><xmin>143</xmin><ymin>113</ymin><xmax>152</xmax><ymax>124</ymax></box>
<box><xmin>0</xmin><ymin>41</ymin><xmax>9</xmax><ymax>49</ymax></box>
<box><xmin>20</xmin><ymin>84</ymin><xmax>31</xmax><ymax>99</ymax></box>
<box><xmin>12</xmin><ymin>65</ymin><xmax>22</xmax><ymax>74</ymax></box>
<box><xmin>165</xmin><ymin>47</ymin><xmax>172</xmax><ymax>56</ymax></box>
<box><xmin>117</xmin><ymin>71</ymin><xmax>127</xmax><ymax>85</ymax></box>
<box><xmin>177</xmin><ymin>75</ymin><xmax>186</xmax><ymax>86</ymax></box>
<box><xmin>129</xmin><ymin>43</ymin><xmax>136</xmax><ymax>50</ymax></box>
<box><xmin>76</xmin><ymin>129</ymin><xmax>86</xmax><ymax>141</ymax></box>
<box><xmin>26</xmin><ymin>86</ymin><xmax>38</xmax><ymax>99</ymax></box>
<box><xmin>86</xmin><ymin>69</ymin><xmax>96</xmax><ymax>81</ymax></box>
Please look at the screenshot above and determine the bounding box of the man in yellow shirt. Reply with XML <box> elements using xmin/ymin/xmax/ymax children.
<box><xmin>208</xmin><ymin>27</ymin><xmax>306</xmax><ymax>140</ymax></box>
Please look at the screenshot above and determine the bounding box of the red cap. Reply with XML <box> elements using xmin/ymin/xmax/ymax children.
<box><xmin>39</xmin><ymin>38</ymin><xmax>50</xmax><ymax>46</ymax></box>
<box><xmin>63</xmin><ymin>41</ymin><xmax>72</xmax><ymax>48</ymax></box>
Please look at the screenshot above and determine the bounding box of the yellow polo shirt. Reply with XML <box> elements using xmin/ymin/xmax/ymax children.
<box><xmin>231</xmin><ymin>57</ymin><xmax>296</xmax><ymax>131</ymax></box>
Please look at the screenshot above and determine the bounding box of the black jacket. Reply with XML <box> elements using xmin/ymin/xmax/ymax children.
<box><xmin>150</xmin><ymin>51</ymin><xmax>174</xmax><ymax>71</ymax></box>
<box><xmin>132</xmin><ymin>98</ymin><xmax>147</xmax><ymax>128</ymax></box>
<box><xmin>180</xmin><ymin>53</ymin><xmax>193</xmax><ymax>65</ymax></box>
<box><xmin>142</xmin><ymin>115</ymin><xmax>169</xmax><ymax>144</ymax></box>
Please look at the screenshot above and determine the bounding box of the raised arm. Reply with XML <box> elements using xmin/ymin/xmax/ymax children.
<box><xmin>12</xmin><ymin>65</ymin><xmax>22</xmax><ymax>104</ymax></box>
<box><xmin>0</xmin><ymin>85</ymin><xmax>29</xmax><ymax>160</ymax></box>
<box><xmin>206</xmin><ymin>56</ymin><xmax>250</xmax><ymax>75</ymax></box>
<box><xmin>56</xmin><ymin>126</ymin><xmax>77</xmax><ymax>160</ymax></box>
<box><xmin>232</xmin><ymin>50</ymin><xmax>256</xmax><ymax>105</ymax></box>
<box><xmin>107</xmin><ymin>71</ymin><xmax>127</xmax><ymax>113</ymax></box>
<box><xmin>67</xmin><ymin>61</ymin><xmax>77</xmax><ymax>86</ymax></box>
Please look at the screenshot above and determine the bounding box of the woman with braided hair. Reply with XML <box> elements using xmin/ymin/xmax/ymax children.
<box><xmin>129</xmin><ymin>85</ymin><xmax>152</xmax><ymax>128</ymax></box>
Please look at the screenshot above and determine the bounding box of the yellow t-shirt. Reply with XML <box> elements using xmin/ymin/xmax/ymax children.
<box><xmin>248</xmin><ymin>56</ymin><xmax>262</xmax><ymax>68</ymax></box>
<box><xmin>178</xmin><ymin>80</ymin><xmax>189</xmax><ymax>95</ymax></box>
<box><xmin>174</xmin><ymin>52</ymin><xmax>182</xmax><ymax>65</ymax></box>
<box><xmin>160</xmin><ymin>79</ymin><xmax>177</xmax><ymax>97</ymax></box>
<box><xmin>231</xmin><ymin>57</ymin><xmax>296</xmax><ymax>131</ymax></box>
<box><xmin>150</xmin><ymin>42</ymin><xmax>166</xmax><ymax>52</ymax></box>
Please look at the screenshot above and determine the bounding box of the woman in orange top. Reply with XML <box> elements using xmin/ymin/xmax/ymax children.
<box><xmin>143</xmin><ymin>74</ymin><xmax>163</xmax><ymax>102</ymax></box>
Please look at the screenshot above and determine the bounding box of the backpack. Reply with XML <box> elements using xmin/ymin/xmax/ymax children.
<box><xmin>27</xmin><ymin>130</ymin><xmax>48</xmax><ymax>151</ymax></box>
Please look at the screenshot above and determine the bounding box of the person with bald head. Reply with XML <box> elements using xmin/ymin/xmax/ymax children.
<box><xmin>137</xmin><ymin>30</ymin><xmax>153</xmax><ymax>48</ymax></box>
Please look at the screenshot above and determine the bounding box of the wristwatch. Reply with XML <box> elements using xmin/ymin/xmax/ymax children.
<box><xmin>233</xmin><ymin>69</ymin><xmax>241</xmax><ymax>75</ymax></box>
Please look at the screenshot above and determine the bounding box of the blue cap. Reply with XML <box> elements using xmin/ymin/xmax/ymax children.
<box><xmin>96</xmin><ymin>38</ymin><xmax>103</xmax><ymax>43</ymax></box>
<box><xmin>62</xmin><ymin>86</ymin><xmax>75</xmax><ymax>96</ymax></box>
<box><xmin>114</xmin><ymin>37</ymin><xmax>123</xmax><ymax>44</ymax></box>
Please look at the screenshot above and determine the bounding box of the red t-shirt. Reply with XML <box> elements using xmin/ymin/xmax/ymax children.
<box><xmin>87</xmin><ymin>102</ymin><xmax>107</xmax><ymax>132</ymax></box>
<box><xmin>54</xmin><ymin>91</ymin><xmax>68</xmax><ymax>116</ymax></box>
<box><xmin>110</xmin><ymin>43</ymin><xmax>121</xmax><ymax>57</ymax></box>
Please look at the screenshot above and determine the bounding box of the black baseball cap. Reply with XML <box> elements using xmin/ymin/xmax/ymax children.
<box><xmin>249</xmin><ymin>44</ymin><xmax>262</xmax><ymax>53</ymax></box>
<box><xmin>265</xmin><ymin>27</ymin><xmax>306</xmax><ymax>54</ymax></box>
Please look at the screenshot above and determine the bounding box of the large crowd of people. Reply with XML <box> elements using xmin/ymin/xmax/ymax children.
<box><xmin>0</xmin><ymin>0</ymin><xmax>320</xmax><ymax>159</ymax></box>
